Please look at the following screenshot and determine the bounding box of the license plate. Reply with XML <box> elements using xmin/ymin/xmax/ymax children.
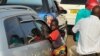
<box><xmin>70</xmin><ymin>9</ymin><xmax>79</xmax><ymax>14</ymax></box>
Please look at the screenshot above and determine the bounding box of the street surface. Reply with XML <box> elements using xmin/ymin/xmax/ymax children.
<box><xmin>66</xmin><ymin>35</ymin><xmax>75</xmax><ymax>56</ymax></box>
<box><xmin>66</xmin><ymin>35</ymin><xmax>75</xmax><ymax>49</ymax></box>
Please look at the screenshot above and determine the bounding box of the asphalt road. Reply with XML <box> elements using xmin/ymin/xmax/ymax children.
<box><xmin>66</xmin><ymin>35</ymin><xmax>75</xmax><ymax>56</ymax></box>
<box><xmin>66</xmin><ymin>35</ymin><xmax>75</xmax><ymax>49</ymax></box>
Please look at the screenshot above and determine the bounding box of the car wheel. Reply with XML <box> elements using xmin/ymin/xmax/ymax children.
<box><xmin>0</xmin><ymin>0</ymin><xmax>7</xmax><ymax>4</ymax></box>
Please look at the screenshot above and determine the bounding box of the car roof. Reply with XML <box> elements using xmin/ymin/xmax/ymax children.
<box><xmin>0</xmin><ymin>5</ymin><xmax>38</xmax><ymax>19</ymax></box>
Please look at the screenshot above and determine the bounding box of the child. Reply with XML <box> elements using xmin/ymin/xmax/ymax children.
<box><xmin>48</xmin><ymin>19</ymin><xmax>66</xmax><ymax>56</ymax></box>
<box><xmin>28</xmin><ymin>28</ymin><xmax>41</xmax><ymax>43</ymax></box>
<box><xmin>10</xmin><ymin>35</ymin><xmax>23</xmax><ymax>48</ymax></box>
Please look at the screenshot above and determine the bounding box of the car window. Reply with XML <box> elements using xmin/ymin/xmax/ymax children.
<box><xmin>20</xmin><ymin>21</ymin><xmax>46</xmax><ymax>44</ymax></box>
<box><xmin>35</xmin><ymin>20</ymin><xmax>51</xmax><ymax>38</ymax></box>
<box><xmin>18</xmin><ymin>15</ymin><xmax>45</xmax><ymax>44</ymax></box>
<box><xmin>6</xmin><ymin>0</ymin><xmax>47</xmax><ymax>13</ymax></box>
<box><xmin>61</xmin><ymin>0</ymin><xmax>87</xmax><ymax>4</ymax></box>
<box><xmin>47</xmin><ymin>0</ymin><xmax>53</xmax><ymax>8</ymax></box>
<box><xmin>4</xmin><ymin>17</ymin><xmax>25</xmax><ymax>48</ymax></box>
<box><xmin>4</xmin><ymin>15</ymin><xmax>43</xmax><ymax>48</ymax></box>
<box><xmin>47</xmin><ymin>0</ymin><xmax>58</xmax><ymax>12</ymax></box>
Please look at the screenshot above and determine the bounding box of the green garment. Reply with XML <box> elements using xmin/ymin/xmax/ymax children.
<box><xmin>75</xmin><ymin>8</ymin><xmax>91</xmax><ymax>42</ymax></box>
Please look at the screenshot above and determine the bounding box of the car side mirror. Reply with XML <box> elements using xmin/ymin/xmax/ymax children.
<box><xmin>59</xmin><ymin>10</ymin><xmax>67</xmax><ymax>14</ymax></box>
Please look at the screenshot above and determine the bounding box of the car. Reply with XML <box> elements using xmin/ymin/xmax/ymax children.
<box><xmin>56</xmin><ymin>0</ymin><xmax>86</xmax><ymax>25</ymax></box>
<box><xmin>0</xmin><ymin>5</ymin><xmax>52</xmax><ymax>56</ymax></box>
<box><xmin>4</xmin><ymin>0</ymin><xmax>68</xmax><ymax>43</ymax></box>
<box><xmin>56</xmin><ymin>0</ymin><xmax>100</xmax><ymax>34</ymax></box>
<box><xmin>56</xmin><ymin>0</ymin><xmax>100</xmax><ymax>25</ymax></box>
<box><xmin>0</xmin><ymin>0</ymin><xmax>7</xmax><ymax>4</ymax></box>
<box><xmin>5</xmin><ymin>0</ymin><xmax>59</xmax><ymax>20</ymax></box>
<box><xmin>3</xmin><ymin>0</ymin><xmax>67</xmax><ymax>27</ymax></box>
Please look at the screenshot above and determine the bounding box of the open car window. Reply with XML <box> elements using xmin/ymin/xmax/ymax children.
<box><xmin>18</xmin><ymin>15</ymin><xmax>46</xmax><ymax>44</ymax></box>
<box><xmin>4</xmin><ymin>15</ymin><xmax>47</xmax><ymax>48</ymax></box>
<box><xmin>4</xmin><ymin>17</ymin><xmax>25</xmax><ymax>48</ymax></box>
<box><xmin>35</xmin><ymin>20</ymin><xmax>51</xmax><ymax>38</ymax></box>
<box><xmin>19</xmin><ymin>21</ymin><xmax>44</xmax><ymax>44</ymax></box>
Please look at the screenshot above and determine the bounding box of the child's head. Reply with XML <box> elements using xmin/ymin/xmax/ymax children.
<box><xmin>50</xmin><ymin>19</ymin><xmax>59</xmax><ymax>31</ymax></box>
<box><xmin>31</xmin><ymin>28</ymin><xmax>40</xmax><ymax>36</ymax></box>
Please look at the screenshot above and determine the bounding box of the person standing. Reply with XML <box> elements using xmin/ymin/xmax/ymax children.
<box><xmin>47</xmin><ymin>19</ymin><xmax>66</xmax><ymax>56</ymax></box>
<box><xmin>68</xmin><ymin>0</ymin><xmax>99</xmax><ymax>56</ymax></box>
<box><xmin>72</xmin><ymin>5</ymin><xmax>100</xmax><ymax>56</ymax></box>
<box><xmin>74</xmin><ymin>0</ymin><xmax>99</xmax><ymax>42</ymax></box>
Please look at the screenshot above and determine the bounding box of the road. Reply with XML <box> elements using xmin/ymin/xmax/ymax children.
<box><xmin>66</xmin><ymin>35</ymin><xmax>75</xmax><ymax>49</ymax></box>
<box><xmin>65</xmin><ymin>35</ymin><xmax>75</xmax><ymax>56</ymax></box>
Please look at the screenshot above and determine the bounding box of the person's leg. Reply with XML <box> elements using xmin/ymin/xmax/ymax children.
<box><xmin>97</xmin><ymin>53</ymin><xmax>100</xmax><ymax>56</ymax></box>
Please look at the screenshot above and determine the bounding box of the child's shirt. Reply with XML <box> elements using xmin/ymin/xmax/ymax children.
<box><xmin>49</xmin><ymin>29</ymin><xmax>63</xmax><ymax>49</ymax></box>
<box><xmin>34</xmin><ymin>36</ymin><xmax>41</xmax><ymax>41</ymax></box>
<box><xmin>49</xmin><ymin>30</ymin><xmax>60</xmax><ymax>41</ymax></box>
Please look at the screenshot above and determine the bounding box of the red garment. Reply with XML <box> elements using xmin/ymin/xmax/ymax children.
<box><xmin>34</xmin><ymin>36</ymin><xmax>40</xmax><ymax>41</ymax></box>
<box><xmin>49</xmin><ymin>30</ymin><xmax>60</xmax><ymax>41</ymax></box>
<box><xmin>86</xmin><ymin>0</ymin><xmax>99</xmax><ymax>10</ymax></box>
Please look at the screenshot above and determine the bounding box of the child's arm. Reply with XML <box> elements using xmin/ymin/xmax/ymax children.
<box><xmin>28</xmin><ymin>37</ymin><xmax>35</xmax><ymax>44</ymax></box>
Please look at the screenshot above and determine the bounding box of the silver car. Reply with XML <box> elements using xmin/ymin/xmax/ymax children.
<box><xmin>0</xmin><ymin>5</ymin><xmax>52</xmax><ymax>56</ymax></box>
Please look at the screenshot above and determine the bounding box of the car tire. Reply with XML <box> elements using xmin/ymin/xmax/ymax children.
<box><xmin>0</xmin><ymin>0</ymin><xmax>7</xmax><ymax>4</ymax></box>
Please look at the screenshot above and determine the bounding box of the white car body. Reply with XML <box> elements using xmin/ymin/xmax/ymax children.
<box><xmin>59</xmin><ymin>4</ymin><xmax>85</xmax><ymax>25</ymax></box>
<box><xmin>56</xmin><ymin>0</ymin><xmax>85</xmax><ymax>25</ymax></box>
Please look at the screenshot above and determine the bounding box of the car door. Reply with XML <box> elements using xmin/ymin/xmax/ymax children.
<box><xmin>18</xmin><ymin>17</ymin><xmax>52</xmax><ymax>56</ymax></box>
<box><xmin>16</xmin><ymin>15</ymin><xmax>37</xmax><ymax>56</ymax></box>
<box><xmin>4</xmin><ymin>17</ymin><xmax>28</xmax><ymax>56</ymax></box>
<box><xmin>33</xmin><ymin>20</ymin><xmax>52</xmax><ymax>56</ymax></box>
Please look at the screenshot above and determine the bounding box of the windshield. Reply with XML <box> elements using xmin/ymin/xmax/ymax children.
<box><xmin>61</xmin><ymin>0</ymin><xmax>87</xmax><ymax>4</ymax></box>
<box><xmin>6</xmin><ymin>0</ymin><xmax>47</xmax><ymax>13</ymax></box>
